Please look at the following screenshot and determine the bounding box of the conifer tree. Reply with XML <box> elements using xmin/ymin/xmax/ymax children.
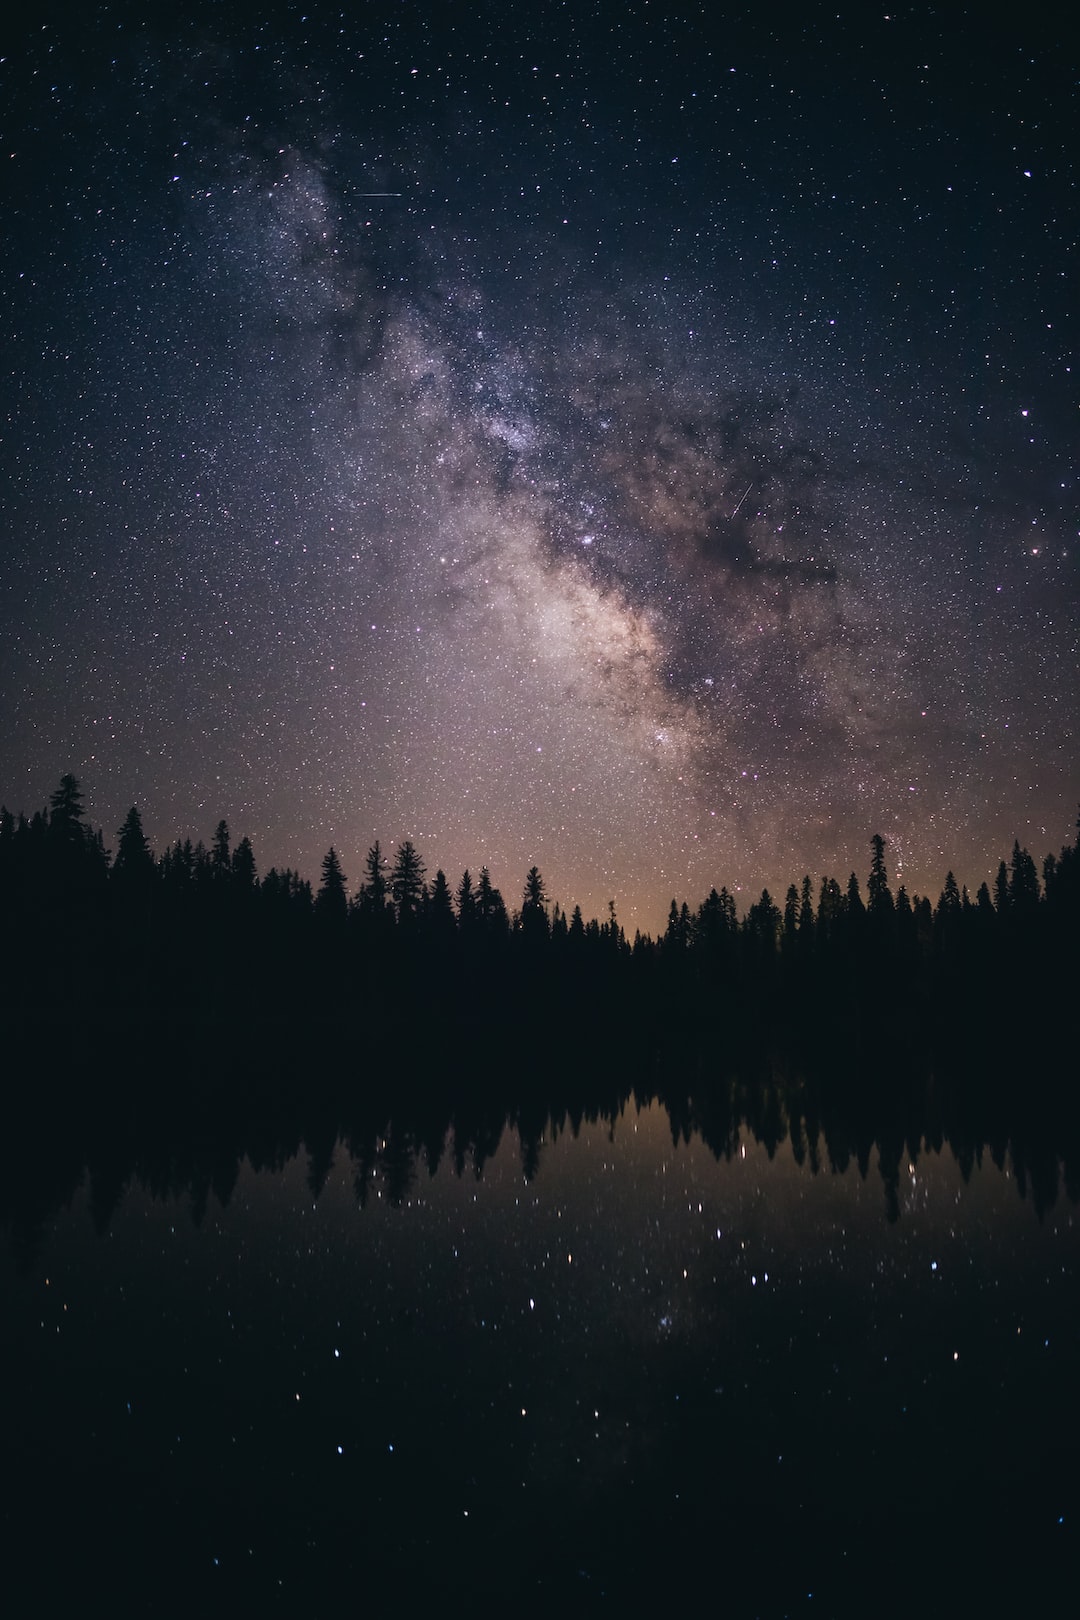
<box><xmin>316</xmin><ymin>847</ymin><xmax>348</xmax><ymax>924</ymax></box>
<box><xmin>212</xmin><ymin>819</ymin><xmax>231</xmax><ymax>877</ymax></box>
<box><xmin>521</xmin><ymin>866</ymin><xmax>550</xmax><ymax>942</ymax></box>
<box><xmin>1008</xmin><ymin>840</ymin><xmax>1040</xmax><ymax>911</ymax></box>
<box><xmin>231</xmin><ymin>835</ymin><xmax>257</xmax><ymax>891</ymax></box>
<box><xmin>845</xmin><ymin>872</ymin><xmax>865</xmax><ymax>917</ymax></box>
<box><xmin>456</xmin><ymin>868</ymin><xmax>476</xmax><ymax>930</ymax></box>
<box><xmin>994</xmin><ymin>859</ymin><xmax>1010</xmax><ymax>913</ymax></box>
<box><xmin>49</xmin><ymin>773</ymin><xmax>85</xmax><ymax>839</ymax></box>
<box><xmin>426</xmin><ymin>868</ymin><xmax>457</xmax><ymax>941</ymax></box>
<box><xmin>361</xmin><ymin>842</ymin><xmax>389</xmax><ymax>914</ymax></box>
<box><xmin>868</xmin><ymin>833</ymin><xmax>894</xmax><ymax>916</ymax></box>
<box><xmin>391</xmin><ymin>840</ymin><xmax>426</xmax><ymax>921</ymax></box>
<box><xmin>798</xmin><ymin>875</ymin><xmax>815</xmax><ymax>946</ymax></box>
<box><xmin>783</xmin><ymin>883</ymin><xmax>799</xmax><ymax>947</ymax></box>
<box><xmin>113</xmin><ymin>806</ymin><xmax>153</xmax><ymax>882</ymax></box>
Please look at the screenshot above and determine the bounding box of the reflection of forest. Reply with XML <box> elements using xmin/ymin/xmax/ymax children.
<box><xmin>3</xmin><ymin>1040</ymin><xmax>1077</xmax><ymax>1268</ymax></box>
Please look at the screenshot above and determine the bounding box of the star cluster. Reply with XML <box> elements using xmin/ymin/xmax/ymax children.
<box><xmin>1</xmin><ymin>3</ymin><xmax>1075</xmax><ymax>931</ymax></box>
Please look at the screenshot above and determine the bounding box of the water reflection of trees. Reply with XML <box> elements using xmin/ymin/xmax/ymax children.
<box><xmin>2</xmin><ymin>1040</ymin><xmax>1078</xmax><ymax>1270</ymax></box>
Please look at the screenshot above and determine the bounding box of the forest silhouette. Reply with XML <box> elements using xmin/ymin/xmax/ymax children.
<box><xmin>2</xmin><ymin>775</ymin><xmax>1076</xmax><ymax>1059</ymax></box>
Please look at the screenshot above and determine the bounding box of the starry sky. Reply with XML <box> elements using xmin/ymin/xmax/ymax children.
<box><xmin>2</xmin><ymin>2</ymin><xmax>1076</xmax><ymax>933</ymax></box>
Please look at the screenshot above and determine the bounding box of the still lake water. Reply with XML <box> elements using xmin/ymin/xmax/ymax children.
<box><xmin>3</xmin><ymin>1096</ymin><xmax>1078</xmax><ymax>1611</ymax></box>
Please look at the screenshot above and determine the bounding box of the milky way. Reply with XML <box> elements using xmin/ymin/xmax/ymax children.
<box><xmin>2</xmin><ymin>5</ymin><xmax>1076</xmax><ymax>930</ymax></box>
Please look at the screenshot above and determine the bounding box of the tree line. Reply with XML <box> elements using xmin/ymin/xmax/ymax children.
<box><xmin>1</xmin><ymin>775</ymin><xmax>1077</xmax><ymax>1071</ymax></box>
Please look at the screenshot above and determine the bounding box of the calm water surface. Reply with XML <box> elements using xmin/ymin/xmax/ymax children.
<box><xmin>3</xmin><ymin>1097</ymin><xmax>1077</xmax><ymax>1610</ymax></box>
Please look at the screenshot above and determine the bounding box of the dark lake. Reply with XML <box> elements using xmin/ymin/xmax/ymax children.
<box><xmin>3</xmin><ymin>1090</ymin><xmax>1078</xmax><ymax>1611</ymax></box>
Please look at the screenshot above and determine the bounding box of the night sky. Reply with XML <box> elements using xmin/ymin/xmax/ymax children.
<box><xmin>2</xmin><ymin>2</ymin><xmax>1076</xmax><ymax>933</ymax></box>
